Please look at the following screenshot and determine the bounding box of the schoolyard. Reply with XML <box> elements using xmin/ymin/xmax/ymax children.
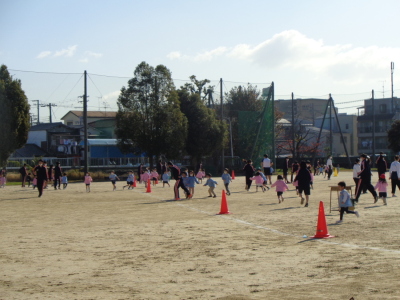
<box><xmin>1</xmin><ymin>171</ymin><xmax>400</xmax><ymax>300</ymax></box>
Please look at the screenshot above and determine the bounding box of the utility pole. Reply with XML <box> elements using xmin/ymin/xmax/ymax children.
<box><xmin>83</xmin><ymin>70</ymin><xmax>89</xmax><ymax>174</ymax></box>
<box><xmin>220</xmin><ymin>78</ymin><xmax>224</xmax><ymax>172</ymax></box>
<box><xmin>391</xmin><ymin>62</ymin><xmax>395</xmax><ymax>113</ymax></box>
<box><xmin>31</xmin><ymin>100</ymin><xmax>40</xmax><ymax>125</ymax></box>
<box><xmin>41</xmin><ymin>103</ymin><xmax>57</xmax><ymax>123</ymax></box>
<box><xmin>372</xmin><ymin>90</ymin><xmax>375</xmax><ymax>167</ymax></box>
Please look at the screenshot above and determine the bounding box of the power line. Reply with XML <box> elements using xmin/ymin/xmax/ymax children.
<box><xmin>9</xmin><ymin>69</ymin><xmax>82</xmax><ymax>75</ymax></box>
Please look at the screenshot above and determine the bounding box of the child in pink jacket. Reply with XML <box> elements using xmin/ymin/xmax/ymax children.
<box><xmin>250</xmin><ymin>171</ymin><xmax>266</xmax><ymax>192</ymax></box>
<box><xmin>271</xmin><ymin>175</ymin><xmax>289</xmax><ymax>203</ymax></box>
<box><xmin>375</xmin><ymin>174</ymin><xmax>388</xmax><ymax>205</ymax></box>
<box><xmin>84</xmin><ymin>173</ymin><xmax>93</xmax><ymax>192</ymax></box>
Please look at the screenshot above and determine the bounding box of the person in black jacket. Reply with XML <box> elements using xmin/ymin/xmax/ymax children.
<box><xmin>294</xmin><ymin>161</ymin><xmax>312</xmax><ymax>207</ymax></box>
<box><xmin>167</xmin><ymin>161</ymin><xmax>191</xmax><ymax>200</ymax></box>
<box><xmin>19</xmin><ymin>164</ymin><xmax>27</xmax><ymax>187</ymax></box>
<box><xmin>354</xmin><ymin>154</ymin><xmax>378</xmax><ymax>203</ymax></box>
<box><xmin>376</xmin><ymin>152</ymin><xmax>387</xmax><ymax>176</ymax></box>
<box><xmin>54</xmin><ymin>162</ymin><xmax>62</xmax><ymax>190</ymax></box>
<box><xmin>282</xmin><ymin>157</ymin><xmax>290</xmax><ymax>183</ymax></box>
<box><xmin>243</xmin><ymin>159</ymin><xmax>255</xmax><ymax>191</ymax></box>
<box><xmin>34</xmin><ymin>160</ymin><xmax>48</xmax><ymax>197</ymax></box>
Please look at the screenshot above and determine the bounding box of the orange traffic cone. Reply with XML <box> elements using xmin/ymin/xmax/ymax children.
<box><xmin>311</xmin><ymin>201</ymin><xmax>334</xmax><ymax>238</ymax></box>
<box><xmin>155</xmin><ymin>179</ymin><xmax>159</xmax><ymax>184</ymax></box>
<box><xmin>133</xmin><ymin>178</ymin><xmax>137</xmax><ymax>187</ymax></box>
<box><xmin>146</xmin><ymin>179</ymin><xmax>151</xmax><ymax>193</ymax></box>
<box><xmin>218</xmin><ymin>190</ymin><xmax>231</xmax><ymax>214</ymax></box>
<box><xmin>231</xmin><ymin>170</ymin><xmax>235</xmax><ymax>180</ymax></box>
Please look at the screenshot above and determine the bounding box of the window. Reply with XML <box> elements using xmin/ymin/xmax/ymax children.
<box><xmin>379</xmin><ymin>104</ymin><xmax>387</xmax><ymax>113</ymax></box>
<box><xmin>67</xmin><ymin>122</ymin><xmax>73</xmax><ymax>126</ymax></box>
<box><xmin>345</xmin><ymin>124</ymin><xmax>349</xmax><ymax>129</ymax></box>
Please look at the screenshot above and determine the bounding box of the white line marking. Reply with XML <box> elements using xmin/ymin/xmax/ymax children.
<box><xmin>135</xmin><ymin>189</ymin><xmax>400</xmax><ymax>255</ymax></box>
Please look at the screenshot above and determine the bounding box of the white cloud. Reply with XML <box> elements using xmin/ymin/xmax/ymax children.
<box><xmin>79</xmin><ymin>58</ymin><xmax>89</xmax><ymax>63</ymax></box>
<box><xmin>168</xmin><ymin>30</ymin><xmax>400</xmax><ymax>83</ymax></box>
<box><xmin>103</xmin><ymin>90</ymin><xmax>121</xmax><ymax>102</ymax></box>
<box><xmin>54</xmin><ymin>45</ymin><xmax>77</xmax><ymax>57</ymax></box>
<box><xmin>36</xmin><ymin>51</ymin><xmax>52</xmax><ymax>59</ymax></box>
<box><xmin>86</xmin><ymin>51</ymin><xmax>103</xmax><ymax>58</ymax></box>
<box><xmin>167</xmin><ymin>51</ymin><xmax>182</xmax><ymax>60</ymax></box>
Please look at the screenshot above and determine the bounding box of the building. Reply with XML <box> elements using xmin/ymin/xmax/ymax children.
<box><xmin>61</xmin><ymin>110</ymin><xmax>117</xmax><ymax>126</ymax></box>
<box><xmin>314</xmin><ymin>113</ymin><xmax>358</xmax><ymax>156</ymax></box>
<box><xmin>275</xmin><ymin>98</ymin><xmax>338</xmax><ymax>125</ymax></box>
<box><xmin>357</xmin><ymin>97</ymin><xmax>400</xmax><ymax>155</ymax></box>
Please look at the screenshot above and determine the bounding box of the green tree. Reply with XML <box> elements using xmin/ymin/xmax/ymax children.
<box><xmin>115</xmin><ymin>62</ymin><xmax>188</xmax><ymax>166</ymax></box>
<box><xmin>177</xmin><ymin>88</ymin><xmax>227</xmax><ymax>166</ymax></box>
<box><xmin>387</xmin><ymin>120</ymin><xmax>400</xmax><ymax>154</ymax></box>
<box><xmin>0</xmin><ymin>65</ymin><xmax>30</xmax><ymax>167</ymax></box>
<box><xmin>224</xmin><ymin>84</ymin><xmax>262</xmax><ymax>159</ymax></box>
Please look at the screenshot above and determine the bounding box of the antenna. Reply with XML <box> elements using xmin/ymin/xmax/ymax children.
<box><xmin>379</xmin><ymin>80</ymin><xmax>386</xmax><ymax>98</ymax></box>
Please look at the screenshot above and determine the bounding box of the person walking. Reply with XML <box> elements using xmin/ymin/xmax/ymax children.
<box><xmin>354</xmin><ymin>154</ymin><xmax>378</xmax><ymax>203</ymax></box>
<box><xmin>389</xmin><ymin>155</ymin><xmax>400</xmax><ymax>197</ymax></box>
<box><xmin>376</xmin><ymin>152</ymin><xmax>388</xmax><ymax>176</ymax></box>
<box><xmin>261</xmin><ymin>154</ymin><xmax>273</xmax><ymax>184</ymax></box>
<box><xmin>54</xmin><ymin>162</ymin><xmax>62</xmax><ymax>190</ymax></box>
<box><xmin>243</xmin><ymin>159</ymin><xmax>255</xmax><ymax>191</ymax></box>
<box><xmin>34</xmin><ymin>160</ymin><xmax>47</xmax><ymax>197</ymax></box>
<box><xmin>326</xmin><ymin>156</ymin><xmax>333</xmax><ymax>180</ymax></box>
<box><xmin>283</xmin><ymin>157</ymin><xmax>291</xmax><ymax>183</ymax></box>
<box><xmin>294</xmin><ymin>161</ymin><xmax>312</xmax><ymax>207</ymax></box>
<box><xmin>19</xmin><ymin>164</ymin><xmax>27</xmax><ymax>187</ymax></box>
<box><xmin>167</xmin><ymin>161</ymin><xmax>192</xmax><ymax>200</ymax></box>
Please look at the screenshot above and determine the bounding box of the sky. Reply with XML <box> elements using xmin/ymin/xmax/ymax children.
<box><xmin>1</xmin><ymin>0</ymin><xmax>400</xmax><ymax>123</ymax></box>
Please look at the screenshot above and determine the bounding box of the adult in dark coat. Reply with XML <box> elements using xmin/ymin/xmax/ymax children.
<box><xmin>294</xmin><ymin>161</ymin><xmax>312</xmax><ymax>207</ymax></box>
<box><xmin>282</xmin><ymin>157</ymin><xmax>290</xmax><ymax>183</ymax></box>
<box><xmin>54</xmin><ymin>162</ymin><xmax>62</xmax><ymax>190</ymax></box>
<box><xmin>34</xmin><ymin>160</ymin><xmax>48</xmax><ymax>197</ymax></box>
<box><xmin>355</xmin><ymin>154</ymin><xmax>378</xmax><ymax>203</ymax></box>
<box><xmin>376</xmin><ymin>152</ymin><xmax>387</xmax><ymax>176</ymax></box>
<box><xmin>19</xmin><ymin>164</ymin><xmax>27</xmax><ymax>187</ymax></box>
<box><xmin>243</xmin><ymin>160</ymin><xmax>255</xmax><ymax>191</ymax></box>
<box><xmin>156</xmin><ymin>160</ymin><xmax>163</xmax><ymax>179</ymax></box>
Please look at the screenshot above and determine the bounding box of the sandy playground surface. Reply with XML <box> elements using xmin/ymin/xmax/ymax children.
<box><xmin>1</xmin><ymin>171</ymin><xmax>400</xmax><ymax>300</ymax></box>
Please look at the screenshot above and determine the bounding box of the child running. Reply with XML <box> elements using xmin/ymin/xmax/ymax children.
<box><xmin>196</xmin><ymin>168</ymin><xmax>205</xmax><ymax>184</ymax></box>
<box><xmin>337</xmin><ymin>181</ymin><xmax>359</xmax><ymax>223</ymax></box>
<box><xmin>250</xmin><ymin>171</ymin><xmax>266</xmax><ymax>192</ymax></box>
<box><xmin>123</xmin><ymin>170</ymin><xmax>135</xmax><ymax>190</ymax></box>
<box><xmin>61</xmin><ymin>173</ymin><xmax>68</xmax><ymax>189</ymax></box>
<box><xmin>151</xmin><ymin>168</ymin><xmax>159</xmax><ymax>186</ymax></box>
<box><xmin>162</xmin><ymin>170</ymin><xmax>170</xmax><ymax>187</ymax></box>
<box><xmin>0</xmin><ymin>173</ymin><xmax>5</xmax><ymax>188</ymax></box>
<box><xmin>84</xmin><ymin>172</ymin><xmax>93</xmax><ymax>192</ymax></box>
<box><xmin>109</xmin><ymin>170</ymin><xmax>120</xmax><ymax>191</ymax></box>
<box><xmin>203</xmin><ymin>173</ymin><xmax>217</xmax><ymax>198</ymax></box>
<box><xmin>221</xmin><ymin>168</ymin><xmax>232</xmax><ymax>195</ymax></box>
<box><xmin>187</xmin><ymin>170</ymin><xmax>200</xmax><ymax>197</ymax></box>
<box><xmin>271</xmin><ymin>175</ymin><xmax>289</xmax><ymax>203</ymax></box>
<box><xmin>375</xmin><ymin>174</ymin><xmax>388</xmax><ymax>205</ymax></box>
<box><xmin>294</xmin><ymin>161</ymin><xmax>312</xmax><ymax>207</ymax></box>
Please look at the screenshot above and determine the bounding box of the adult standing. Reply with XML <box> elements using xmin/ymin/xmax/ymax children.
<box><xmin>354</xmin><ymin>154</ymin><xmax>378</xmax><ymax>203</ymax></box>
<box><xmin>260</xmin><ymin>154</ymin><xmax>273</xmax><ymax>184</ymax></box>
<box><xmin>282</xmin><ymin>157</ymin><xmax>290</xmax><ymax>183</ymax></box>
<box><xmin>54</xmin><ymin>162</ymin><xmax>62</xmax><ymax>190</ymax></box>
<box><xmin>326</xmin><ymin>156</ymin><xmax>333</xmax><ymax>180</ymax></box>
<box><xmin>19</xmin><ymin>164</ymin><xmax>27</xmax><ymax>187</ymax></box>
<box><xmin>376</xmin><ymin>152</ymin><xmax>387</xmax><ymax>176</ymax></box>
<box><xmin>243</xmin><ymin>159</ymin><xmax>255</xmax><ymax>191</ymax></box>
<box><xmin>167</xmin><ymin>161</ymin><xmax>192</xmax><ymax>200</ymax></box>
<box><xmin>34</xmin><ymin>160</ymin><xmax>47</xmax><ymax>197</ymax></box>
<box><xmin>156</xmin><ymin>160</ymin><xmax>163</xmax><ymax>180</ymax></box>
<box><xmin>389</xmin><ymin>155</ymin><xmax>400</xmax><ymax>197</ymax></box>
<box><xmin>294</xmin><ymin>161</ymin><xmax>312</xmax><ymax>207</ymax></box>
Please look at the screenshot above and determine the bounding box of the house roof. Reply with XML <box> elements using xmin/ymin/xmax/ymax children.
<box><xmin>61</xmin><ymin>110</ymin><xmax>117</xmax><ymax>120</ymax></box>
<box><xmin>12</xmin><ymin>144</ymin><xmax>49</xmax><ymax>157</ymax></box>
<box><xmin>29</xmin><ymin>122</ymin><xmax>71</xmax><ymax>131</ymax></box>
<box><xmin>79</xmin><ymin>139</ymin><xmax>118</xmax><ymax>146</ymax></box>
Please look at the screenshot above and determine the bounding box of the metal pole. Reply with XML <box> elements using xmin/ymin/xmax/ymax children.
<box><xmin>49</xmin><ymin>103</ymin><xmax>52</xmax><ymax>123</ymax></box>
<box><xmin>84</xmin><ymin>70</ymin><xmax>89</xmax><ymax>173</ymax></box>
<box><xmin>391</xmin><ymin>62</ymin><xmax>394</xmax><ymax>112</ymax></box>
<box><xmin>220</xmin><ymin>78</ymin><xmax>224</xmax><ymax>172</ymax></box>
<box><xmin>372</xmin><ymin>90</ymin><xmax>375</xmax><ymax>167</ymax></box>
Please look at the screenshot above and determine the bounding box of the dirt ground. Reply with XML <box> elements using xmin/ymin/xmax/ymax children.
<box><xmin>1</xmin><ymin>171</ymin><xmax>400</xmax><ymax>300</ymax></box>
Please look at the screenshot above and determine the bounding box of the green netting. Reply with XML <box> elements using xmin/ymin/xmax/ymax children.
<box><xmin>238</xmin><ymin>83</ymin><xmax>275</xmax><ymax>164</ymax></box>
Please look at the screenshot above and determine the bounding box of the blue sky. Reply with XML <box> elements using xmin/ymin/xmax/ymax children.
<box><xmin>1</xmin><ymin>0</ymin><xmax>400</xmax><ymax>122</ymax></box>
